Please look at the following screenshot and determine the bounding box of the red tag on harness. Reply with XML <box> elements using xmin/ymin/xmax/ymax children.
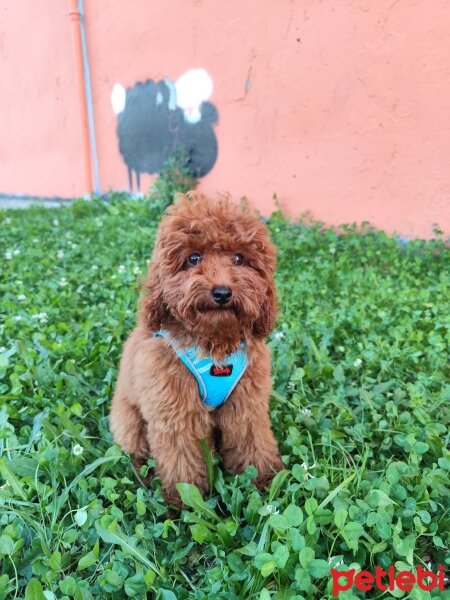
<box><xmin>210</xmin><ymin>364</ymin><xmax>233</xmax><ymax>376</ymax></box>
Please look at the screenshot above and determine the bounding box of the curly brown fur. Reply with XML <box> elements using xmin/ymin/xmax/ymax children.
<box><xmin>110</xmin><ymin>192</ymin><xmax>283</xmax><ymax>505</ymax></box>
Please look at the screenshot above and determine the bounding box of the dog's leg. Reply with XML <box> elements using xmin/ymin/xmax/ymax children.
<box><xmin>146</xmin><ymin>424</ymin><xmax>213</xmax><ymax>506</ymax></box>
<box><xmin>110</xmin><ymin>394</ymin><xmax>150</xmax><ymax>467</ymax></box>
<box><xmin>138</xmin><ymin>390</ymin><xmax>214</xmax><ymax>506</ymax></box>
<box><xmin>215</xmin><ymin>351</ymin><xmax>283</xmax><ymax>488</ymax></box>
<box><xmin>217</xmin><ymin>405</ymin><xmax>283</xmax><ymax>488</ymax></box>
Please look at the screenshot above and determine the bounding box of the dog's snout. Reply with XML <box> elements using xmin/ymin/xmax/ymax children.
<box><xmin>212</xmin><ymin>286</ymin><xmax>232</xmax><ymax>305</ymax></box>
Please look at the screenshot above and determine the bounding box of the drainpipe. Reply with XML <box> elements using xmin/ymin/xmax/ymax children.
<box><xmin>68</xmin><ymin>0</ymin><xmax>101</xmax><ymax>196</ymax></box>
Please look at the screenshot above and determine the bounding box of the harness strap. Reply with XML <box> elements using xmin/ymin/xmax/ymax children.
<box><xmin>154</xmin><ymin>330</ymin><xmax>248</xmax><ymax>408</ymax></box>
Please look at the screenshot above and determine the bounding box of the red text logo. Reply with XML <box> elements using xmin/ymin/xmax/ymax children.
<box><xmin>210</xmin><ymin>364</ymin><xmax>233</xmax><ymax>376</ymax></box>
<box><xmin>331</xmin><ymin>565</ymin><xmax>446</xmax><ymax>596</ymax></box>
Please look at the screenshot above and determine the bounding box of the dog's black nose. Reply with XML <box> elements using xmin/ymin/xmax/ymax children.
<box><xmin>212</xmin><ymin>286</ymin><xmax>232</xmax><ymax>305</ymax></box>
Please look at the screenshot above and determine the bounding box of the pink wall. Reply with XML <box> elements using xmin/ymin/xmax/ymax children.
<box><xmin>0</xmin><ymin>1</ymin><xmax>83</xmax><ymax>196</ymax></box>
<box><xmin>1</xmin><ymin>0</ymin><xmax>450</xmax><ymax>238</ymax></box>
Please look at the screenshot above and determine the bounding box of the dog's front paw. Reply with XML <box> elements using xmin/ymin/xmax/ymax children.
<box><xmin>254</xmin><ymin>457</ymin><xmax>284</xmax><ymax>489</ymax></box>
<box><xmin>163</xmin><ymin>484</ymin><xmax>184</xmax><ymax>508</ymax></box>
<box><xmin>163</xmin><ymin>477</ymin><xmax>209</xmax><ymax>508</ymax></box>
<box><xmin>132</xmin><ymin>454</ymin><xmax>154</xmax><ymax>486</ymax></box>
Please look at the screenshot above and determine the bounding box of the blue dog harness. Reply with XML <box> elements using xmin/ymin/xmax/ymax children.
<box><xmin>154</xmin><ymin>330</ymin><xmax>248</xmax><ymax>409</ymax></box>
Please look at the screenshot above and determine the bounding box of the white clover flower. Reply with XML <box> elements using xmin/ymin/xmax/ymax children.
<box><xmin>32</xmin><ymin>312</ymin><xmax>48</xmax><ymax>323</ymax></box>
<box><xmin>301</xmin><ymin>461</ymin><xmax>316</xmax><ymax>471</ymax></box>
<box><xmin>301</xmin><ymin>462</ymin><xmax>317</xmax><ymax>480</ymax></box>
<box><xmin>72</xmin><ymin>444</ymin><xmax>84</xmax><ymax>456</ymax></box>
<box><xmin>33</xmin><ymin>238</ymin><xmax>39</xmax><ymax>243</ymax></box>
<box><xmin>274</xmin><ymin>331</ymin><xmax>285</xmax><ymax>340</ymax></box>
<box><xmin>16</xmin><ymin>280</ymin><xmax>23</xmax><ymax>286</ymax></box>
<box><xmin>133</xmin><ymin>266</ymin><xmax>142</xmax><ymax>276</ymax></box>
<box><xmin>275</xmin><ymin>228</ymin><xmax>281</xmax><ymax>233</ymax></box>
<box><xmin>91</xmin><ymin>264</ymin><xmax>99</xmax><ymax>271</ymax></box>
<box><xmin>0</xmin><ymin>346</ymin><xmax>6</xmax><ymax>353</ymax></box>
<box><xmin>338</xmin><ymin>346</ymin><xmax>345</xmax><ymax>352</ymax></box>
<box><xmin>353</xmin><ymin>358</ymin><xmax>363</xmax><ymax>368</ymax></box>
<box><xmin>329</xmin><ymin>246</ymin><xmax>336</xmax><ymax>255</ymax></box>
<box><xmin>13</xmin><ymin>249</ymin><xmax>20</xmax><ymax>256</ymax></box>
<box><xmin>266</xmin><ymin>504</ymin><xmax>279</xmax><ymax>515</ymax></box>
<box><xmin>118</xmin><ymin>265</ymin><xmax>126</xmax><ymax>273</ymax></box>
<box><xmin>95</xmin><ymin>218</ymin><xmax>103</xmax><ymax>227</ymax></box>
<box><xmin>17</xmin><ymin>294</ymin><xmax>26</xmax><ymax>302</ymax></box>
<box><xmin>58</xmin><ymin>277</ymin><xmax>68</xmax><ymax>288</ymax></box>
<box><xmin>53</xmin><ymin>219</ymin><xmax>60</xmax><ymax>226</ymax></box>
<box><xmin>13</xmin><ymin>315</ymin><xmax>22</xmax><ymax>321</ymax></box>
<box><xmin>300</xmin><ymin>407</ymin><xmax>312</xmax><ymax>418</ymax></box>
<box><xmin>57</xmin><ymin>250</ymin><xmax>65</xmax><ymax>259</ymax></box>
<box><xmin>4</xmin><ymin>217</ymin><xmax>11</xmax><ymax>225</ymax></box>
<box><xmin>4</xmin><ymin>251</ymin><xmax>12</xmax><ymax>260</ymax></box>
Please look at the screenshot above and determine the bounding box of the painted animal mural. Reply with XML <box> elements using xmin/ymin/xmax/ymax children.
<box><xmin>111</xmin><ymin>69</ymin><xmax>218</xmax><ymax>191</ymax></box>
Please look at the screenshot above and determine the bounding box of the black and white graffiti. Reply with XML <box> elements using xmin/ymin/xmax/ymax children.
<box><xmin>111</xmin><ymin>69</ymin><xmax>218</xmax><ymax>191</ymax></box>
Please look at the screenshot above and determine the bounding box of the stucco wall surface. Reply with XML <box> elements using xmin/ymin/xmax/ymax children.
<box><xmin>1</xmin><ymin>0</ymin><xmax>450</xmax><ymax>238</ymax></box>
<box><xmin>0</xmin><ymin>1</ymin><xmax>84</xmax><ymax>196</ymax></box>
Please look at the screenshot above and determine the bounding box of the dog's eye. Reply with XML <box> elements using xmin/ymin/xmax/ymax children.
<box><xmin>233</xmin><ymin>253</ymin><xmax>244</xmax><ymax>266</ymax></box>
<box><xmin>187</xmin><ymin>252</ymin><xmax>203</xmax><ymax>267</ymax></box>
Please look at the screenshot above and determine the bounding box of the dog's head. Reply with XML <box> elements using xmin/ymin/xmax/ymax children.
<box><xmin>140</xmin><ymin>192</ymin><xmax>277</xmax><ymax>354</ymax></box>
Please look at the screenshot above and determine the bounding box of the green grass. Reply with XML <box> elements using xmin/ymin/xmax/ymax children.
<box><xmin>0</xmin><ymin>185</ymin><xmax>449</xmax><ymax>599</ymax></box>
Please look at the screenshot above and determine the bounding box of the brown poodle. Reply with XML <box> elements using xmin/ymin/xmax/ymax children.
<box><xmin>110</xmin><ymin>192</ymin><xmax>283</xmax><ymax>505</ymax></box>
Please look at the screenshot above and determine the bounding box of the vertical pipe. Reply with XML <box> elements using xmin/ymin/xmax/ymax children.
<box><xmin>68</xmin><ymin>0</ymin><xmax>93</xmax><ymax>195</ymax></box>
<box><xmin>78</xmin><ymin>0</ymin><xmax>101</xmax><ymax>195</ymax></box>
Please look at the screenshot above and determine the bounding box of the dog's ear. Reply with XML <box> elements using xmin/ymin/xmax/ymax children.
<box><xmin>252</xmin><ymin>277</ymin><xmax>278</xmax><ymax>338</ymax></box>
<box><xmin>139</xmin><ymin>261</ymin><xmax>169</xmax><ymax>331</ymax></box>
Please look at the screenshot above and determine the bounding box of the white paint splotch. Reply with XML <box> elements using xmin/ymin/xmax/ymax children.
<box><xmin>175</xmin><ymin>68</ymin><xmax>213</xmax><ymax>124</ymax></box>
<box><xmin>111</xmin><ymin>83</ymin><xmax>126</xmax><ymax>114</ymax></box>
